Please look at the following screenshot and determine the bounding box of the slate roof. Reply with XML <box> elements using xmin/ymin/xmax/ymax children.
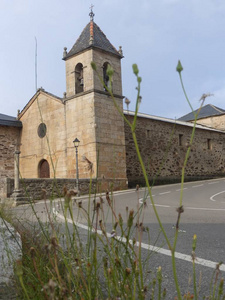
<box><xmin>0</xmin><ymin>113</ymin><xmax>22</xmax><ymax>127</ymax></box>
<box><xmin>124</xmin><ymin>110</ymin><xmax>225</xmax><ymax>133</ymax></box>
<box><xmin>178</xmin><ymin>104</ymin><xmax>225</xmax><ymax>121</ymax></box>
<box><xmin>64</xmin><ymin>22</ymin><xmax>122</xmax><ymax>59</ymax></box>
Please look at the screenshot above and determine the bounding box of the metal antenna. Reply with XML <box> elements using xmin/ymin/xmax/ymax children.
<box><xmin>35</xmin><ymin>37</ymin><xmax>37</xmax><ymax>92</ymax></box>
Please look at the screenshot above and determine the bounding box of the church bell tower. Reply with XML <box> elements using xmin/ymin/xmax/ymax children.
<box><xmin>63</xmin><ymin>8</ymin><xmax>127</xmax><ymax>190</ymax></box>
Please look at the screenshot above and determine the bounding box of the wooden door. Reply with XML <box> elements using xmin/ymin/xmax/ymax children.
<box><xmin>39</xmin><ymin>160</ymin><xmax>50</xmax><ymax>178</ymax></box>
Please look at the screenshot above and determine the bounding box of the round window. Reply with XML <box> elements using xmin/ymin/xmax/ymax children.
<box><xmin>38</xmin><ymin>123</ymin><xmax>47</xmax><ymax>138</ymax></box>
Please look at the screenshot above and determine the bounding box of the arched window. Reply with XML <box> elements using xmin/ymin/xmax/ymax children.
<box><xmin>103</xmin><ymin>62</ymin><xmax>111</xmax><ymax>91</ymax></box>
<box><xmin>75</xmin><ymin>63</ymin><xmax>84</xmax><ymax>94</ymax></box>
<box><xmin>38</xmin><ymin>159</ymin><xmax>50</xmax><ymax>178</ymax></box>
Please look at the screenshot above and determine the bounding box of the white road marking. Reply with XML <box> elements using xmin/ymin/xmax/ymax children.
<box><xmin>186</xmin><ymin>207</ymin><xmax>225</xmax><ymax>211</ymax></box>
<box><xmin>139</xmin><ymin>242</ymin><xmax>225</xmax><ymax>271</ymax></box>
<box><xmin>114</xmin><ymin>190</ymin><xmax>140</xmax><ymax>196</ymax></box>
<box><xmin>208</xmin><ymin>181</ymin><xmax>219</xmax><ymax>185</ymax></box>
<box><xmin>210</xmin><ymin>191</ymin><xmax>225</xmax><ymax>202</ymax></box>
<box><xmin>138</xmin><ymin>198</ymin><xmax>225</xmax><ymax>211</ymax></box>
<box><xmin>150</xmin><ymin>204</ymin><xmax>170</xmax><ymax>208</ymax></box>
<box><xmin>159</xmin><ymin>191</ymin><xmax>171</xmax><ymax>195</ymax></box>
<box><xmin>139</xmin><ymin>196</ymin><xmax>155</xmax><ymax>203</ymax></box>
<box><xmin>192</xmin><ymin>184</ymin><xmax>204</xmax><ymax>188</ymax></box>
<box><xmin>176</xmin><ymin>188</ymin><xmax>187</xmax><ymax>191</ymax></box>
<box><xmin>53</xmin><ymin>208</ymin><xmax>225</xmax><ymax>272</ymax></box>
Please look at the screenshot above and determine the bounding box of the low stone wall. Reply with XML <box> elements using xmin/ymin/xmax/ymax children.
<box><xmin>4</xmin><ymin>177</ymin><xmax>127</xmax><ymax>201</ymax></box>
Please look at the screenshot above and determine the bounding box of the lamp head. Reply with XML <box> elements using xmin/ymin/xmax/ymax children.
<box><xmin>73</xmin><ymin>138</ymin><xmax>80</xmax><ymax>148</ymax></box>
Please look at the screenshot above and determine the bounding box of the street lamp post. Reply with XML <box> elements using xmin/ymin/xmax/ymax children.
<box><xmin>73</xmin><ymin>138</ymin><xmax>80</xmax><ymax>195</ymax></box>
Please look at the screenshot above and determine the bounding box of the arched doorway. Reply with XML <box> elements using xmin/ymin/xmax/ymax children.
<box><xmin>38</xmin><ymin>159</ymin><xmax>50</xmax><ymax>178</ymax></box>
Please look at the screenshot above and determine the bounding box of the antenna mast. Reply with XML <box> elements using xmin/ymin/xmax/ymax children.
<box><xmin>35</xmin><ymin>37</ymin><xmax>37</xmax><ymax>92</ymax></box>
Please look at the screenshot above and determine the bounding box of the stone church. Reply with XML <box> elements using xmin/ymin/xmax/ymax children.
<box><xmin>1</xmin><ymin>11</ymin><xmax>225</xmax><ymax>200</ymax></box>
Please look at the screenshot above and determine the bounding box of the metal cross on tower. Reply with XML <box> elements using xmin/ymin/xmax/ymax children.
<box><xmin>89</xmin><ymin>4</ymin><xmax>95</xmax><ymax>21</ymax></box>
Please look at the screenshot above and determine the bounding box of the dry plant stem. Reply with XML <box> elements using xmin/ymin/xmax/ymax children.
<box><xmin>92</xmin><ymin>62</ymin><xmax>208</xmax><ymax>299</ymax></box>
<box><xmin>177</xmin><ymin>71</ymin><xmax>206</xmax><ymax>208</ymax></box>
<box><xmin>131</xmin><ymin>131</ymin><xmax>178</xmax><ymax>298</ymax></box>
<box><xmin>17</xmin><ymin>164</ymin><xmax>51</xmax><ymax>243</ymax></box>
<box><xmin>93</xmin><ymin>205</ymin><xmax>99</xmax><ymax>296</ymax></box>
<box><xmin>67</xmin><ymin>204</ymin><xmax>83</xmax><ymax>253</ymax></box>
<box><xmin>37</xmin><ymin>99</ymin><xmax>56</xmax><ymax>178</ymax></box>
<box><xmin>131</xmin><ymin>131</ymin><xmax>171</xmax><ymax>248</ymax></box>
<box><xmin>218</xmin><ymin>278</ymin><xmax>224</xmax><ymax>299</ymax></box>
<box><xmin>151</xmin><ymin>123</ymin><xmax>176</xmax><ymax>188</ymax></box>
<box><xmin>16</xmin><ymin>99</ymin><xmax>62</xmax><ymax>247</ymax></box>
<box><xmin>27</xmin><ymin>198</ymin><xmax>50</xmax><ymax>242</ymax></box>
<box><xmin>93</xmin><ymin>62</ymin><xmax>176</xmax><ymax>295</ymax></box>
<box><xmin>0</xmin><ymin>212</ymin><xmax>22</xmax><ymax>250</ymax></box>
<box><xmin>62</xmin><ymin>207</ymin><xmax>76</xmax><ymax>288</ymax></box>
<box><xmin>36</xmin><ymin>98</ymin><xmax>63</xmax><ymax>200</ymax></box>
<box><xmin>178</xmin><ymin>73</ymin><xmax>194</xmax><ymax>113</ymax></box>
<box><xmin>136</xmin><ymin>189</ymin><xmax>144</xmax><ymax>291</ymax></box>
<box><xmin>193</xmin><ymin>259</ymin><xmax>198</xmax><ymax>300</ymax></box>
<box><xmin>44</xmin><ymin>198</ymin><xmax>56</xmax><ymax>234</ymax></box>
<box><xmin>213</xmin><ymin>266</ymin><xmax>221</xmax><ymax>299</ymax></box>
<box><xmin>209</xmin><ymin>269</ymin><xmax>217</xmax><ymax>297</ymax></box>
<box><xmin>172</xmin><ymin>71</ymin><xmax>204</xmax><ymax>300</ymax></box>
<box><xmin>47</xmin><ymin>250</ymin><xmax>61</xmax><ymax>285</ymax></box>
<box><xmin>31</xmin><ymin>255</ymin><xmax>50</xmax><ymax>300</ymax></box>
<box><xmin>87</xmin><ymin>175</ymin><xmax>96</xmax><ymax>262</ymax></box>
<box><xmin>94</xmin><ymin>64</ymin><xmax>172</xmax><ymax>251</ymax></box>
<box><xmin>19</xmin><ymin>275</ymin><xmax>30</xmax><ymax>300</ymax></box>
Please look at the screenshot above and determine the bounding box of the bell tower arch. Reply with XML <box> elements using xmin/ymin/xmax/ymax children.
<box><xmin>63</xmin><ymin>9</ymin><xmax>127</xmax><ymax>190</ymax></box>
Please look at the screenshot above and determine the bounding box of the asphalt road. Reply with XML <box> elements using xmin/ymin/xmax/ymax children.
<box><xmin>11</xmin><ymin>177</ymin><xmax>225</xmax><ymax>298</ymax></box>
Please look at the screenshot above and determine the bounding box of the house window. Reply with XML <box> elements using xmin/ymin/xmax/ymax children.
<box><xmin>75</xmin><ymin>63</ymin><xmax>84</xmax><ymax>94</ymax></box>
<box><xmin>207</xmin><ymin>139</ymin><xmax>212</xmax><ymax>150</ymax></box>
<box><xmin>146</xmin><ymin>129</ymin><xmax>150</xmax><ymax>139</ymax></box>
<box><xmin>103</xmin><ymin>62</ymin><xmax>110</xmax><ymax>91</ymax></box>
<box><xmin>179</xmin><ymin>134</ymin><xmax>183</xmax><ymax>146</ymax></box>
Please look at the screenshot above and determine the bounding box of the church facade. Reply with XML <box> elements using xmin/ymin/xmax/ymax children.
<box><xmin>18</xmin><ymin>14</ymin><xmax>127</xmax><ymax>190</ymax></box>
<box><xmin>1</xmin><ymin>13</ymin><xmax>225</xmax><ymax>199</ymax></box>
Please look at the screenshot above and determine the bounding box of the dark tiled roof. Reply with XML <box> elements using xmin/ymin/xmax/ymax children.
<box><xmin>124</xmin><ymin>110</ymin><xmax>225</xmax><ymax>133</ymax></box>
<box><xmin>0</xmin><ymin>113</ymin><xmax>22</xmax><ymax>127</ymax></box>
<box><xmin>178</xmin><ymin>104</ymin><xmax>225</xmax><ymax>121</ymax></box>
<box><xmin>64</xmin><ymin>22</ymin><xmax>121</xmax><ymax>59</ymax></box>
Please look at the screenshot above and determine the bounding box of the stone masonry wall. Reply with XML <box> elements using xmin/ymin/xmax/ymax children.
<box><xmin>0</xmin><ymin>126</ymin><xmax>21</xmax><ymax>198</ymax></box>
<box><xmin>94</xmin><ymin>93</ymin><xmax>127</xmax><ymax>181</ymax></box>
<box><xmin>5</xmin><ymin>177</ymin><xmax>127</xmax><ymax>201</ymax></box>
<box><xmin>124</xmin><ymin>114</ymin><xmax>225</xmax><ymax>187</ymax></box>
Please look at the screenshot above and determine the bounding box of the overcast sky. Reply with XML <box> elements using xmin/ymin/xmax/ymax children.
<box><xmin>1</xmin><ymin>0</ymin><xmax>225</xmax><ymax>119</ymax></box>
